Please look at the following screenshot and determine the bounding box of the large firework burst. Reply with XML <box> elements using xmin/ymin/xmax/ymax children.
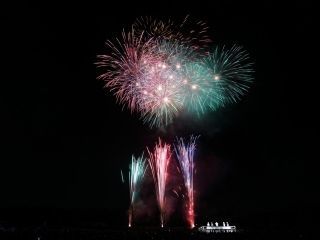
<box><xmin>97</xmin><ymin>17</ymin><xmax>253</xmax><ymax>128</ymax></box>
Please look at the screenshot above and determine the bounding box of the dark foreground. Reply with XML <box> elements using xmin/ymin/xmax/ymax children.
<box><xmin>0</xmin><ymin>226</ymin><xmax>311</xmax><ymax>240</ymax></box>
<box><xmin>0</xmin><ymin>209</ymin><xmax>314</xmax><ymax>239</ymax></box>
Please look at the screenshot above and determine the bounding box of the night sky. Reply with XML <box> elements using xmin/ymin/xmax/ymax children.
<box><xmin>1</xmin><ymin>1</ymin><xmax>316</xmax><ymax>227</ymax></box>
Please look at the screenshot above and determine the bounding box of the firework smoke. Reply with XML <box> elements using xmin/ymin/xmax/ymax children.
<box><xmin>174</xmin><ymin>136</ymin><xmax>198</xmax><ymax>228</ymax></box>
<box><xmin>147</xmin><ymin>139</ymin><xmax>171</xmax><ymax>227</ymax></box>
<box><xmin>128</xmin><ymin>154</ymin><xmax>147</xmax><ymax>227</ymax></box>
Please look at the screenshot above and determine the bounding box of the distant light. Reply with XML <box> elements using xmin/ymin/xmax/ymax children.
<box><xmin>191</xmin><ymin>85</ymin><xmax>197</xmax><ymax>90</ymax></box>
<box><xmin>176</xmin><ymin>64</ymin><xmax>181</xmax><ymax>69</ymax></box>
<box><xmin>163</xmin><ymin>97</ymin><xmax>169</xmax><ymax>102</ymax></box>
<box><xmin>162</xmin><ymin>64</ymin><xmax>166</xmax><ymax>69</ymax></box>
<box><xmin>157</xmin><ymin>85</ymin><xmax>163</xmax><ymax>91</ymax></box>
<box><xmin>214</xmin><ymin>75</ymin><xmax>220</xmax><ymax>80</ymax></box>
<box><xmin>169</xmin><ymin>75</ymin><xmax>173</xmax><ymax>79</ymax></box>
<box><xmin>183</xmin><ymin>79</ymin><xmax>188</xmax><ymax>84</ymax></box>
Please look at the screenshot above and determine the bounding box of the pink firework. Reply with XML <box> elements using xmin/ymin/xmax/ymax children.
<box><xmin>96</xmin><ymin>30</ymin><xmax>156</xmax><ymax>112</ymax></box>
<box><xmin>96</xmin><ymin>17</ymin><xmax>212</xmax><ymax>128</ymax></box>
<box><xmin>174</xmin><ymin>136</ymin><xmax>198</xmax><ymax>228</ymax></box>
<box><xmin>97</xmin><ymin>30</ymin><xmax>196</xmax><ymax>127</ymax></box>
<box><xmin>147</xmin><ymin>139</ymin><xmax>171</xmax><ymax>227</ymax></box>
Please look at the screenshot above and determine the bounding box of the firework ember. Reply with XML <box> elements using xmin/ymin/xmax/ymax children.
<box><xmin>174</xmin><ymin>136</ymin><xmax>198</xmax><ymax>228</ymax></box>
<box><xmin>147</xmin><ymin>139</ymin><xmax>171</xmax><ymax>227</ymax></box>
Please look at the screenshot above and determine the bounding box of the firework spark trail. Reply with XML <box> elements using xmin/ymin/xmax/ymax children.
<box><xmin>132</xmin><ymin>15</ymin><xmax>212</xmax><ymax>50</ymax></box>
<box><xmin>120</xmin><ymin>169</ymin><xmax>125</xmax><ymax>183</ymax></box>
<box><xmin>180</xmin><ymin>62</ymin><xmax>220</xmax><ymax>116</ymax></box>
<box><xmin>147</xmin><ymin>139</ymin><xmax>171</xmax><ymax>227</ymax></box>
<box><xmin>97</xmin><ymin>17</ymin><xmax>253</xmax><ymax>128</ymax></box>
<box><xmin>174</xmin><ymin>136</ymin><xmax>198</xmax><ymax>228</ymax></box>
<box><xmin>138</xmin><ymin>42</ymin><xmax>198</xmax><ymax>127</ymax></box>
<box><xmin>202</xmin><ymin>45</ymin><xmax>254</xmax><ymax>105</ymax></box>
<box><xmin>96</xmin><ymin>30</ymin><xmax>156</xmax><ymax>112</ymax></box>
<box><xmin>128</xmin><ymin>154</ymin><xmax>147</xmax><ymax>227</ymax></box>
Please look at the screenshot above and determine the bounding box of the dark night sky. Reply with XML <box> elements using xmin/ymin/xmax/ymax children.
<box><xmin>1</xmin><ymin>1</ymin><xmax>317</xmax><ymax>226</ymax></box>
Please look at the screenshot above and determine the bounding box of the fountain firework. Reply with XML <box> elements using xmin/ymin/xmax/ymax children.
<box><xmin>174</xmin><ymin>136</ymin><xmax>198</xmax><ymax>228</ymax></box>
<box><xmin>147</xmin><ymin>139</ymin><xmax>171</xmax><ymax>227</ymax></box>
<box><xmin>128</xmin><ymin>154</ymin><xmax>147</xmax><ymax>227</ymax></box>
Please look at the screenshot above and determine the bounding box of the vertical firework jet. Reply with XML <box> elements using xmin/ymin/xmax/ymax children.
<box><xmin>128</xmin><ymin>154</ymin><xmax>147</xmax><ymax>227</ymax></box>
<box><xmin>147</xmin><ymin>139</ymin><xmax>171</xmax><ymax>227</ymax></box>
<box><xmin>174</xmin><ymin>136</ymin><xmax>198</xmax><ymax>228</ymax></box>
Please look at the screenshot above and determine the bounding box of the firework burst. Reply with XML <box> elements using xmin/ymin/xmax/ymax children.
<box><xmin>128</xmin><ymin>154</ymin><xmax>147</xmax><ymax>227</ymax></box>
<box><xmin>97</xmin><ymin>17</ymin><xmax>253</xmax><ymax>128</ymax></box>
<box><xmin>96</xmin><ymin>30</ymin><xmax>155</xmax><ymax>112</ymax></box>
<box><xmin>138</xmin><ymin>41</ymin><xmax>198</xmax><ymax>127</ymax></box>
<box><xmin>174</xmin><ymin>136</ymin><xmax>198</xmax><ymax>228</ymax></box>
<box><xmin>202</xmin><ymin>45</ymin><xmax>254</xmax><ymax>105</ymax></box>
<box><xmin>180</xmin><ymin>62</ymin><xmax>220</xmax><ymax>116</ymax></box>
<box><xmin>147</xmin><ymin>139</ymin><xmax>171</xmax><ymax>227</ymax></box>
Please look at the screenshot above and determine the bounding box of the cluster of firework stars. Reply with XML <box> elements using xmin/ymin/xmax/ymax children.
<box><xmin>97</xmin><ymin>16</ymin><xmax>253</xmax><ymax>128</ymax></box>
<box><xmin>97</xmin><ymin>16</ymin><xmax>253</xmax><ymax>228</ymax></box>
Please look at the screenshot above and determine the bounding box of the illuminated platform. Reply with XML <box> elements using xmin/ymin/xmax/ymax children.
<box><xmin>198</xmin><ymin>222</ymin><xmax>237</xmax><ymax>233</ymax></box>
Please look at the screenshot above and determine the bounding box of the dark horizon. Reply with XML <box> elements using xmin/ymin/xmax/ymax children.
<box><xmin>1</xmin><ymin>1</ymin><xmax>316</xmax><ymax>234</ymax></box>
